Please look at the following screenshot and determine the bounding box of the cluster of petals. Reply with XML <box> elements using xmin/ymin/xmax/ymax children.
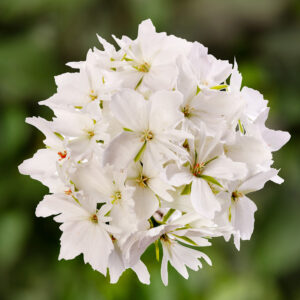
<box><xmin>19</xmin><ymin>19</ymin><xmax>290</xmax><ymax>285</ymax></box>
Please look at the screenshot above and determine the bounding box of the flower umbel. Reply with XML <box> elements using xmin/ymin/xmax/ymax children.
<box><xmin>18</xmin><ymin>19</ymin><xmax>290</xmax><ymax>286</ymax></box>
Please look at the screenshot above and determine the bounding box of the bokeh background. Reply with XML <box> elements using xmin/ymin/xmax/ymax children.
<box><xmin>1</xmin><ymin>0</ymin><xmax>300</xmax><ymax>299</ymax></box>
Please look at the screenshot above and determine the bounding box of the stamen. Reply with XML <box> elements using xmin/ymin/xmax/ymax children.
<box><xmin>160</xmin><ymin>234</ymin><xmax>171</xmax><ymax>244</ymax></box>
<box><xmin>232</xmin><ymin>191</ymin><xmax>243</xmax><ymax>201</ymax></box>
<box><xmin>111</xmin><ymin>191</ymin><xmax>122</xmax><ymax>204</ymax></box>
<box><xmin>192</xmin><ymin>162</ymin><xmax>205</xmax><ymax>177</ymax></box>
<box><xmin>137</xmin><ymin>62</ymin><xmax>151</xmax><ymax>73</ymax></box>
<box><xmin>87</xmin><ymin>131</ymin><xmax>95</xmax><ymax>138</ymax></box>
<box><xmin>90</xmin><ymin>214</ymin><xmax>98</xmax><ymax>223</ymax></box>
<box><xmin>64</xmin><ymin>189</ymin><xmax>72</xmax><ymax>195</ymax></box>
<box><xmin>141</xmin><ymin>129</ymin><xmax>154</xmax><ymax>142</ymax></box>
<box><xmin>182</xmin><ymin>105</ymin><xmax>193</xmax><ymax>118</ymax></box>
<box><xmin>136</xmin><ymin>175</ymin><xmax>149</xmax><ymax>188</ymax></box>
<box><xmin>58</xmin><ymin>151</ymin><xmax>67</xmax><ymax>161</ymax></box>
<box><xmin>89</xmin><ymin>90</ymin><xmax>98</xmax><ymax>101</ymax></box>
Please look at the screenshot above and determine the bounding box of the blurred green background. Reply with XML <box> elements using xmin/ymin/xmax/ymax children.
<box><xmin>0</xmin><ymin>0</ymin><xmax>300</xmax><ymax>299</ymax></box>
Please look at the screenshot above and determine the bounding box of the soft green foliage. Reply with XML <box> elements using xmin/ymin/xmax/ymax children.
<box><xmin>0</xmin><ymin>0</ymin><xmax>300</xmax><ymax>299</ymax></box>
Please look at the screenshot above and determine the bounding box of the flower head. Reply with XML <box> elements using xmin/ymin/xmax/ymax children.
<box><xmin>18</xmin><ymin>19</ymin><xmax>290</xmax><ymax>285</ymax></box>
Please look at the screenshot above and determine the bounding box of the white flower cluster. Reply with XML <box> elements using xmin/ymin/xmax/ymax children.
<box><xmin>19</xmin><ymin>20</ymin><xmax>290</xmax><ymax>285</ymax></box>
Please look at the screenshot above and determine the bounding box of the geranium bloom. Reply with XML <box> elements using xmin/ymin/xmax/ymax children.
<box><xmin>103</xmin><ymin>89</ymin><xmax>189</xmax><ymax>168</ymax></box>
<box><xmin>19</xmin><ymin>19</ymin><xmax>290</xmax><ymax>285</ymax></box>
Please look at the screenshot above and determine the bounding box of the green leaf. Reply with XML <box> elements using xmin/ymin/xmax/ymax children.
<box><xmin>181</xmin><ymin>182</ymin><xmax>192</xmax><ymax>195</ymax></box>
<box><xmin>163</xmin><ymin>208</ymin><xmax>175</xmax><ymax>223</ymax></box>
<box><xmin>134</xmin><ymin>141</ymin><xmax>147</xmax><ymax>162</ymax></box>
<box><xmin>199</xmin><ymin>175</ymin><xmax>223</xmax><ymax>188</ymax></box>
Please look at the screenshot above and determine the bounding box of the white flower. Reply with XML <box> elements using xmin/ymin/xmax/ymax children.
<box><xmin>245</xmin><ymin>107</ymin><xmax>291</xmax><ymax>152</ymax></box>
<box><xmin>51</xmin><ymin>108</ymin><xmax>108</xmax><ymax>159</ymax></box>
<box><xmin>42</xmin><ymin>51</ymin><xmax>114</xmax><ymax>111</ymax></box>
<box><xmin>36</xmin><ymin>193</ymin><xmax>117</xmax><ymax>274</ymax></box>
<box><xmin>160</xmin><ymin>234</ymin><xmax>211</xmax><ymax>286</ymax></box>
<box><xmin>185</xmin><ymin>42</ymin><xmax>232</xmax><ymax>90</ymax></box>
<box><xmin>70</xmin><ymin>158</ymin><xmax>138</xmax><ymax>238</ymax></box>
<box><xmin>111</xmin><ymin>19</ymin><xmax>191</xmax><ymax>92</ymax></box>
<box><xmin>123</xmin><ymin>217</ymin><xmax>212</xmax><ymax>286</ymax></box>
<box><xmin>126</xmin><ymin>156</ymin><xmax>175</xmax><ymax>221</ymax></box>
<box><xmin>18</xmin><ymin>117</ymin><xmax>69</xmax><ymax>193</ymax></box>
<box><xmin>167</xmin><ymin>129</ymin><xmax>247</xmax><ymax>219</ymax></box>
<box><xmin>220</xmin><ymin>168</ymin><xmax>279</xmax><ymax>250</ymax></box>
<box><xmin>18</xmin><ymin>19</ymin><xmax>290</xmax><ymax>285</ymax></box>
<box><xmin>103</xmin><ymin>89</ymin><xmax>189</xmax><ymax>168</ymax></box>
<box><xmin>108</xmin><ymin>240</ymin><xmax>150</xmax><ymax>284</ymax></box>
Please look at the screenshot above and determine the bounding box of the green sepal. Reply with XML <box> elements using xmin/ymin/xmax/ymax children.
<box><xmin>149</xmin><ymin>218</ymin><xmax>154</xmax><ymax>228</ymax></box>
<box><xmin>54</xmin><ymin>132</ymin><xmax>64</xmax><ymax>141</ymax></box>
<box><xmin>134</xmin><ymin>141</ymin><xmax>147</xmax><ymax>162</ymax></box>
<box><xmin>69</xmin><ymin>180</ymin><xmax>79</xmax><ymax>192</ymax></box>
<box><xmin>155</xmin><ymin>194</ymin><xmax>162</xmax><ymax>208</ymax></box>
<box><xmin>238</xmin><ymin>119</ymin><xmax>245</xmax><ymax>134</ymax></box>
<box><xmin>183</xmin><ymin>161</ymin><xmax>190</xmax><ymax>168</ymax></box>
<box><xmin>173</xmin><ymin>234</ymin><xmax>198</xmax><ymax>246</ymax></box>
<box><xmin>99</xmin><ymin>100</ymin><xmax>104</xmax><ymax>109</ymax></box>
<box><xmin>181</xmin><ymin>182</ymin><xmax>192</xmax><ymax>195</ymax></box>
<box><xmin>122</xmin><ymin>53</ymin><xmax>133</xmax><ymax>62</ymax></box>
<box><xmin>175</xmin><ymin>224</ymin><xmax>191</xmax><ymax>231</ymax></box>
<box><xmin>71</xmin><ymin>195</ymin><xmax>81</xmax><ymax>205</ymax></box>
<box><xmin>199</xmin><ymin>175</ymin><xmax>223</xmax><ymax>188</ymax></box>
<box><xmin>154</xmin><ymin>240</ymin><xmax>160</xmax><ymax>262</ymax></box>
<box><xmin>204</xmin><ymin>156</ymin><xmax>218</xmax><ymax>166</ymax></box>
<box><xmin>163</xmin><ymin>208</ymin><xmax>176</xmax><ymax>223</ymax></box>
<box><xmin>149</xmin><ymin>216</ymin><xmax>162</xmax><ymax>228</ymax></box>
<box><xmin>135</xmin><ymin>76</ymin><xmax>143</xmax><ymax>90</ymax></box>
<box><xmin>123</xmin><ymin>127</ymin><xmax>133</xmax><ymax>132</ymax></box>
<box><xmin>210</xmin><ymin>84</ymin><xmax>228</xmax><ymax>90</ymax></box>
<box><xmin>196</xmin><ymin>85</ymin><xmax>201</xmax><ymax>95</ymax></box>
